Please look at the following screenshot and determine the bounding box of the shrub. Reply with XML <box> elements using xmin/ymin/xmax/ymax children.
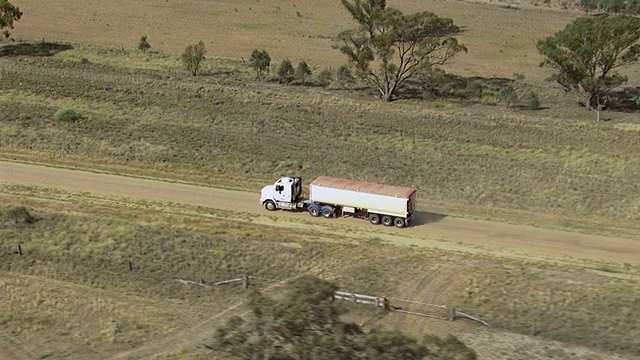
<box><xmin>249</xmin><ymin>49</ymin><xmax>271</xmax><ymax>81</ymax></box>
<box><xmin>2</xmin><ymin>205</ymin><xmax>35</xmax><ymax>223</ymax></box>
<box><xmin>276</xmin><ymin>59</ymin><xmax>295</xmax><ymax>84</ymax></box>
<box><xmin>182</xmin><ymin>40</ymin><xmax>206</xmax><ymax>76</ymax></box>
<box><xmin>336</xmin><ymin>65</ymin><xmax>354</xmax><ymax>87</ymax></box>
<box><xmin>524</xmin><ymin>91</ymin><xmax>541</xmax><ymax>110</ymax></box>
<box><xmin>138</xmin><ymin>35</ymin><xmax>151</xmax><ymax>52</ymax></box>
<box><xmin>314</xmin><ymin>67</ymin><xmax>334</xmax><ymax>87</ymax></box>
<box><xmin>498</xmin><ymin>86</ymin><xmax>518</xmax><ymax>107</ymax></box>
<box><xmin>465</xmin><ymin>82</ymin><xmax>483</xmax><ymax>99</ymax></box>
<box><xmin>295</xmin><ymin>61</ymin><xmax>312</xmax><ymax>84</ymax></box>
<box><xmin>54</xmin><ymin>108</ymin><xmax>81</xmax><ymax>122</ymax></box>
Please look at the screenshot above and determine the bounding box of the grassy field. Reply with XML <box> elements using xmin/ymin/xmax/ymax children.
<box><xmin>2</xmin><ymin>0</ymin><xmax>640</xmax><ymax>358</ymax></box>
<box><xmin>1</xmin><ymin>47</ymin><xmax>639</xmax><ymax>233</ymax></box>
<box><xmin>9</xmin><ymin>0</ymin><xmax>584</xmax><ymax>81</ymax></box>
<box><xmin>1</xmin><ymin>189</ymin><xmax>639</xmax><ymax>359</ymax></box>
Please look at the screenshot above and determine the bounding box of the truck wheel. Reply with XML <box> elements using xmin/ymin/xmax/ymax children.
<box><xmin>393</xmin><ymin>217</ymin><xmax>405</xmax><ymax>228</ymax></box>
<box><xmin>369</xmin><ymin>213</ymin><xmax>380</xmax><ymax>225</ymax></box>
<box><xmin>382</xmin><ymin>215</ymin><xmax>393</xmax><ymax>226</ymax></box>
<box><xmin>264</xmin><ymin>201</ymin><xmax>277</xmax><ymax>211</ymax></box>
<box><xmin>308</xmin><ymin>205</ymin><xmax>321</xmax><ymax>217</ymax></box>
<box><xmin>321</xmin><ymin>206</ymin><xmax>334</xmax><ymax>218</ymax></box>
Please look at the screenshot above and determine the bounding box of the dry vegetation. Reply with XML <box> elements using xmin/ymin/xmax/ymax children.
<box><xmin>1</xmin><ymin>50</ymin><xmax>639</xmax><ymax>230</ymax></box>
<box><xmin>1</xmin><ymin>189</ymin><xmax>639</xmax><ymax>359</ymax></box>
<box><xmin>2</xmin><ymin>0</ymin><xmax>640</xmax><ymax>358</ymax></box>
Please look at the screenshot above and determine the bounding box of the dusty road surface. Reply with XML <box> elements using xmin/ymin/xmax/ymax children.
<box><xmin>1</xmin><ymin>160</ymin><xmax>638</xmax><ymax>266</ymax></box>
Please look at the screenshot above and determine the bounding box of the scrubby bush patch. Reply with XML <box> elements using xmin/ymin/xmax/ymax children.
<box><xmin>1</xmin><ymin>205</ymin><xmax>35</xmax><ymax>223</ymax></box>
<box><xmin>53</xmin><ymin>108</ymin><xmax>82</xmax><ymax>122</ymax></box>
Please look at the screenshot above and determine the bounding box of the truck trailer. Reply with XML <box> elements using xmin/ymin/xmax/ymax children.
<box><xmin>260</xmin><ymin>176</ymin><xmax>417</xmax><ymax>228</ymax></box>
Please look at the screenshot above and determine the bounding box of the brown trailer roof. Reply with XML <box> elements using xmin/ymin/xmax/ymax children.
<box><xmin>310</xmin><ymin>176</ymin><xmax>416</xmax><ymax>199</ymax></box>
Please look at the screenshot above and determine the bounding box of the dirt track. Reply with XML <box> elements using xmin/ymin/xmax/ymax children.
<box><xmin>1</xmin><ymin>160</ymin><xmax>638</xmax><ymax>266</ymax></box>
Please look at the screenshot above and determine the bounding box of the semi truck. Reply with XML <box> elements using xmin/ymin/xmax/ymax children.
<box><xmin>260</xmin><ymin>176</ymin><xmax>417</xmax><ymax>228</ymax></box>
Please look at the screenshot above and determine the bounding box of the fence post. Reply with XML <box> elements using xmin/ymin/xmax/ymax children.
<box><xmin>382</xmin><ymin>297</ymin><xmax>390</xmax><ymax>311</ymax></box>
<box><xmin>243</xmin><ymin>274</ymin><xmax>249</xmax><ymax>289</ymax></box>
<box><xmin>352</xmin><ymin>293</ymin><xmax>357</xmax><ymax>306</ymax></box>
<box><xmin>449</xmin><ymin>307</ymin><xmax>456</xmax><ymax>321</ymax></box>
<box><xmin>17</xmin><ymin>245</ymin><xmax>22</xmax><ymax>256</ymax></box>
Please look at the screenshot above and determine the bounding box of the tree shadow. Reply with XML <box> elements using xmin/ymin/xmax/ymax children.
<box><xmin>396</xmin><ymin>71</ymin><xmax>516</xmax><ymax>102</ymax></box>
<box><xmin>410</xmin><ymin>211</ymin><xmax>447</xmax><ymax>227</ymax></box>
<box><xmin>0</xmin><ymin>41</ymin><xmax>73</xmax><ymax>57</ymax></box>
<box><xmin>608</xmin><ymin>86</ymin><xmax>640</xmax><ymax>112</ymax></box>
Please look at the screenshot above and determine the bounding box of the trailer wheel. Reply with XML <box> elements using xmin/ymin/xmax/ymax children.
<box><xmin>308</xmin><ymin>204</ymin><xmax>321</xmax><ymax>217</ymax></box>
<box><xmin>393</xmin><ymin>217</ymin><xmax>405</xmax><ymax>228</ymax></box>
<box><xmin>264</xmin><ymin>201</ymin><xmax>277</xmax><ymax>211</ymax></box>
<box><xmin>321</xmin><ymin>206</ymin><xmax>334</xmax><ymax>218</ymax></box>
<box><xmin>382</xmin><ymin>215</ymin><xmax>393</xmax><ymax>226</ymax></box>
<box><xmin>369</xmin><ymin>213</ymin><xmax>380</xmax><ymax>225</ymax></box>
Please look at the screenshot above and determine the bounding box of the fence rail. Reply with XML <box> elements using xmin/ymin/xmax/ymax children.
<box><xmin>170</xmin><ymin>275</ymin><xmax>489</xmax><ymax>326</ymax></box>
<box><xmin>333</xmin><ymin>291</ymin><xmax>489</xmax><ymax>326</ymax></box>
<box><xmin>333</xmin><ymin>291</ymin><xmax>388</xmax><ymax>309</ymax></box>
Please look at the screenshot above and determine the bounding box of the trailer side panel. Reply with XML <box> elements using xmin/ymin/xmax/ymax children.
<box><xmin>310</xmin><ymin>177</ymin><xmax>416</xmax><ymax>218</ymax></box>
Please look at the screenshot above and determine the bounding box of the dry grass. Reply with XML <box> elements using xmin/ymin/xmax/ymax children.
<box><xmin>2</xmin><ymin>1</ymin><xmax>640</xmax><ymax>358</ymax></box>
<box><xmin>1</xmin><ymin>188</ymin><xmax>639</xmax><ymax>358</ymax></box>
<box><xmin>10</xmin><ymin>0</ymin><xmax>585</xmax><ymax>82</ymax></box>
<box><xmin>1</xmin><ymin>50</ymin><xmax>639</xmax><ymax>232</ymax></box>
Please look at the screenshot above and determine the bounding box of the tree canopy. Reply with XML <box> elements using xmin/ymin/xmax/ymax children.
<box><xmin>211</xmin><ymin>275</ymin><xmax>477</xmax><ymax>360</ymax></box>
<box><xmin>340</xmin><ymin>0</ymin><xmax>387</xmax><ymax>36</ymax></box>
<box><xmin>580</xmin><ymin>0</ymin><xmax>640</xmax><ymax>15</ymax></box>
<box><xmin>0</xmin><ymin>0</ymin><xmax>22</xmax><ymax>38</ymax></box>
<box><xmin>181</xmin><ymin>40</ymin><xmax>206</xmax><ymax>76</ymax></box>
<box><xmin>335</xmin><ymin>0</ymin><xmax>466</xmax><ymax>102</ymax></box>
<box><xmin>249</xmin><ymin>49</ymin><xmax>271</xmax><ymax>81</ymax></box>
<box><xmin>537</xmin><ymin>15</ymin><xmax>640</xmax><ymax>109</ymax></box>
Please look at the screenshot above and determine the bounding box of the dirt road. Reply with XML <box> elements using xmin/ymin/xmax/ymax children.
<box><xmin>1</xmin><ymin>160</ymin><xmax>638</xmax><ymax>266</ymax></box>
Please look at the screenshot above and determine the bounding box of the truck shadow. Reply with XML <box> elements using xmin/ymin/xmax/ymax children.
<box><xmin>410</xmin><ymin>211</ymin><xmax>447</xmax><ymax>227</ymax></box>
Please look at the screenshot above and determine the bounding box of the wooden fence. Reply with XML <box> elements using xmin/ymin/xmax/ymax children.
<box><xmin>333</xmin><ymin>291</ymin><xmax>489</xmax><ymax>326</ymax></box>
<box><xmin>11</xmin><ymin>247</ymin><xmax>488</xmax><ymax>327</ymax></box>
<box><xmin>172</xmin><ymin>275</ymin><xmax>489</xmax><ymax>326</ymax></box>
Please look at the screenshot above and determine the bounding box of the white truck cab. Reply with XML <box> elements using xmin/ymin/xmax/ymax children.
<box><xmin>260</xmin><ymin>176</ymin><xmax>304</xmax><ymax>211</ymax></box>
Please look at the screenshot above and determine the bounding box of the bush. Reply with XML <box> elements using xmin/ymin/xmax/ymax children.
<box><xmin>295</xmin><ymin>61</ymin><xmax>312</xmax><ymax>84</ymax></box>
<box><xmin>314</xmin><ymin>67</ymin><xmax>334</xmax><ymax>87</ymax></box>
<box><xmin>336</xmin><ymin>65</ymin><xmax>354</xmax><ymax>87</ymax></box>
<box><xmin>498</xmin><ymin>86</ymin><xmax>518</xmax><ymax>107</ymax></box>
<box><xmin>2</xmin><ymin>205</ymin><xmax>35</xmax><ymax>223</ymax></box>
<box><xmin>138</xmin><ymin>35</ymin><xmax>151</xmax><ymax>52</ymax></box>
<box><xmin>182</xmin><ymin>40</ymin><xmax>206</xmax><ymax>76</ymax></box>
<box><xmin>276</xmin><ymin>59</ymin><xmax>295</xmax><ymax>84</ymax></box>
<box><xmin>54</xmin><ymin>108</ymin><xmax>81</xmax><ymax>122</ymax></box>
<box><xmin>249</xmin><ymin>49</ymin><xmax>271</xmax><ymax>81</ymax></box>
<box><xmin>465</xmin><ymin>82</ymin><xmax>483</xmax><ymax>99</ymax></box>
<box><xmin>524</xmin><ymin>91</ymin><xmax>541</xmax><ymax>110</ymax></box>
